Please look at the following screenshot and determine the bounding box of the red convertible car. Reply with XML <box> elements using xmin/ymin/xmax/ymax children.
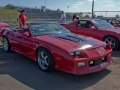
<box><xmin>62</xmin><ymin>19</ymin><xmax>120</xmax><ymax>50</ymax></box>
<box><xmin>1</xmin><ymin>22</ymin><xmax>112</xmax><ymax>75</ymax></box>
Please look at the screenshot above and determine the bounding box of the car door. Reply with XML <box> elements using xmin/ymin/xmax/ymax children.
<box><xmin>9</xmin><ymin>29</ymin><xmax>24</xmax><ymax>52</ymax></box>
<box><xmin>75</xmin><ymin>20</ymin><xmax>99</xmax><ymax>38</ymax></box>
<box><xmin>21</xmin><ymin>32</ymin><xmax>37</xmax><ymax>57</ymax></box>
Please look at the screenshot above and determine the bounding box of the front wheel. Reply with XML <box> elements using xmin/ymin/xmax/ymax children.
<box><xmin>37</xmin><ymin>48</ymin><xmax>55</xmax><ymax>72</ymax></box>
<box><xmin>103</xmin><ymin>36</ymin><xmax>120</xmax><ymax>50</ymax></box>
<box><xmin>3</xmin><ymin>37</ymin><xmax>11</xmax><ymax>52</ymax></box>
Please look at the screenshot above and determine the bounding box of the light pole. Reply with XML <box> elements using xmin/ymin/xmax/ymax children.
<box><xmin>92</xmin><ymin>0</ymin><xmax>94</xmax><ymax>18</ymax></box>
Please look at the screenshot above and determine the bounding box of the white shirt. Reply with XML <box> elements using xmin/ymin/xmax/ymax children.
<box><xmin>59</xmin><ymin>13</ymin><xmax>66</xmax><ymax>24</ymax></box>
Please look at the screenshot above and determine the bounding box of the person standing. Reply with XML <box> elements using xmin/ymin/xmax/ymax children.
<box><xmin>59</xmin><ymin>11</ymin><xmax>66</xmax><ymax>24</ymax></box>
<box><xmin>72</xmin><ymin>14</ymin><xmax>77</xmax><ymax>21</ymax></box>
<box><xmin>18</xmin><ymin>10</ymin><xmax>27</xmax><ymax>26</ymax></box>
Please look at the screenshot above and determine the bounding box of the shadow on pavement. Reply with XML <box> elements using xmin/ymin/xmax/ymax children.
<box><xmin>112</xmin><ymin>51</ymin><xmax>120</xmax><ymax>58</ymax></box>
<box><xmin>0</xmin><ymin>48</ymin><xmax>111</xmax><ymax>90</ymax></box>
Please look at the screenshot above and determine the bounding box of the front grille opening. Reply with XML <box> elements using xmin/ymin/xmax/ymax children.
<box><xmin>89</xmin><ymin>57</ymin><xmax>107</xmax><ymax>67</ymax></box>
<box><xmin>89</xmin><ymin>60</ymin><xmax>100</xmax><ymax>67</ymax></box>
<box><xmin>101</xmin><ymin>57</ymin><xmax>107</xmax><ymax>63</ymax></box>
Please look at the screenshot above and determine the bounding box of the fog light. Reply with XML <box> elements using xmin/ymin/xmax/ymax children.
<box><xmin>102</xmin><ymin>57</ymin><xmax>105</xmax><ymax>61</ymax></box>
<box><xmin>90</xmin><ymin>61</ymin><xmax>94</xmax><ymax>65</ymax></box>
<box><xmin>78</xmin><ymin>62</ymin><xmax>85</xmax><ymax>66</ymax></box>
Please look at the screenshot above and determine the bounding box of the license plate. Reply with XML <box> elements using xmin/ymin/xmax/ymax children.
<box><xmin>100</xmin><ymin>63</ymin><xmax>107</xmax><ymax>68</ymax></box>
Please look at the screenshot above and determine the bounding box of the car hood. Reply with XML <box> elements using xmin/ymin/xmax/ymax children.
<box><xmin>35</xmin><ymin>33</ymin><xmax>105</xmax><ymax>52</ymax></box>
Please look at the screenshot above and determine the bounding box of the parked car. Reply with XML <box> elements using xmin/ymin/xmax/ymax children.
<box><xmin>1</xmin><ymin>22</ymin><xmax>112</xmax><ymax>75</ymax></box>
<box><xmin>62</xmin><ymin>19</ymin><xmax>120</xmax><ymax>50</ymax></box>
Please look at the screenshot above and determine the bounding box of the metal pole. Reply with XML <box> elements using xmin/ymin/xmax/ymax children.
<box><xmin>92</xmin><ymin>0</ymin><xmax>94</xmax><ymax>18</ymax></box>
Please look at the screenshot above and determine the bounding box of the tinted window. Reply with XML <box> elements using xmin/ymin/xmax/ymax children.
<box><xmin>77</xmin><ymin>20</ymin><xmax>93</xmax><ymax>28</ymax></box>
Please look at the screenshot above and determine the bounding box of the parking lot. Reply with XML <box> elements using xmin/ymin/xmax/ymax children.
<box><xmin>0</xmin><ymin>41</ymin><xmax>120</xmax><ymax>90</ymax></box>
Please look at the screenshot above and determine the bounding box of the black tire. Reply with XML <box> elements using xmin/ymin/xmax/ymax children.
<box><xmin>103</xmin><ymin>36</ymin><xmax>120</xmax><ymax>50</ymax></box>
<box><xmin>37</xmin><ymin>48</ymin><xmax>55</xmax><ymax>72</ymax></box>
<box><xmin>3</xmin><ymin>37</ymin><xmax>11</xmax><ymax>52</ymax></box>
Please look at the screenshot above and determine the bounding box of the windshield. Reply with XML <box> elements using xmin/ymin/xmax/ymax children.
<box><xmin>30</xmin><ymin>23</ymin><xmax>70</xmax><ymax>36</ymax></box>
<box><xmin>92</xmin><ymin>20</ymin><xmax>113</xmax><ymax>29</ymax></box>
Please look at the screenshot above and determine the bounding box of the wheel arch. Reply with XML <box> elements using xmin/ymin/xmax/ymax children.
<box><xmin>103</xmin><ymin>35</ymin><xmax>119</xmax><ymax>41</ymax></box>
<box><xmin>36</xmin><ymin>47</ymin><xmax>52</xmax><ymax>55</ymax></box>
<box><xmin>2</xmin><ymin>35</ymin><xmax>10</xmax><ymax>43</ymax></box>
<box><xmin>103</xmin><ymin>35</ymin><xmax>120</xmax><ymax>50</ymax></box>
<box><xmin>35</xmin><ymin>46</ymin><xmax>55</xmax><ymax>61</ymax></box>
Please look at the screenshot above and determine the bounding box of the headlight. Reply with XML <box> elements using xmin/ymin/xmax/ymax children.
<box><xmin>70</xmin><ymin>51</ymin><xmax>81</xmax><ymax>57</ymax></box>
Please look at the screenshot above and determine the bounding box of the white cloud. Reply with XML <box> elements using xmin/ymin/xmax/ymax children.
<box><xmin>75</xmin><ymin>1</ymin><xmax>85</xmax><ymax>4</ymax></box>
<box><xmin>74</xmin><ymin>3</ymin><xmax>84</xmax><ymax>6</ymax></box>
<box><xmin>96</xmin><ymin>1</ymin><xmax>105</xmax><ymax>4</ymax></box>
<box><xmin>72</xmin><ymin>1</ymin><xmax>85</xmax><ymax>7</ymax></box>
<box><xmin>105</xmin><ymin>0</ymin><xmax>114</xmax><ymax>3</ymax></box>
<box><xmin>105</xmin><ymin>4</ymin><xmax>115</xmax><ymax>7</ymax></box>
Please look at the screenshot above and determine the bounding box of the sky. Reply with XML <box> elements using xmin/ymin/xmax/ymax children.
<box><xmin>0</xmin><ymin>0</ymin><xmax>120</xmax><ymax>12</ymax></box>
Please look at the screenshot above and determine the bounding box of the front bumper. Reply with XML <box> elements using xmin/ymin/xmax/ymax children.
<box><xmin>55</xmin><ymin>47</ymin><xmax>112</xmax><ymax>75</ymax></box>
<box><xmin>72</xmin><ymin>53</ymin><xmax>112</xmax><ymax>75</ymax></box>
<box><xmin>74</xmin><ymin>59</ymin><xmax>112</xmax><ymax>75</ymax></box>
<box><xmin>56</xmin><ymin>48</ymin><xmax>113</xmax><ymax>75</ymax></box>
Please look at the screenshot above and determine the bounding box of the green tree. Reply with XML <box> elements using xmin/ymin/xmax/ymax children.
<box><xmin>85</xmin><ymin>15</ymin><xmax>90</xmax><ymax>18</ymax></box>
<box><xmin>115</xmin><ymin>14</ymin><xmax>119</xmax><ymax>18</ymax></box>
<box><xmin>4</xmin><ymin>4</ymin><xmax>15</xmax><ymax>9</ymax></box>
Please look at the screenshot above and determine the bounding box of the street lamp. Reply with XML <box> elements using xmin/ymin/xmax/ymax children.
<box><xmin>92</xmin><ymin>0</ymin><xmax>94</xmax><ymax>18</ymax></box>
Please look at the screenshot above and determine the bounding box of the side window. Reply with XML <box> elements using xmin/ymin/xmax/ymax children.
<box><xmin>77</xmin><ymin>20</ymin><xmax>94</xmax><ymax>28</ymax></box>
<box><xmin>77</xmin><ymin>20</ymin><xmax>87</xmax><ymax>27</ymax></box>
